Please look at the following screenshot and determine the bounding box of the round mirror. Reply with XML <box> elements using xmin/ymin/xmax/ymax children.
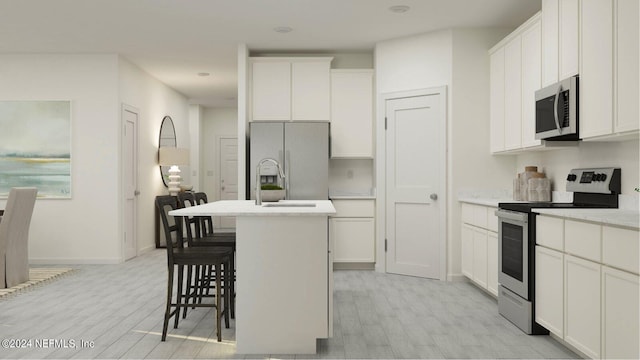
<box><xmin>159</xmin><ymin>116</ymin><xmax>176</xmax><ymax>187</ymax></box>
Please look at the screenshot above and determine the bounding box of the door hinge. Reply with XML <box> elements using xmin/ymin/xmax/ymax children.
<box><xmin>384</xmin><ymin>117</ymin><xmax>387</xmax><ymax>130</ymax></box>
<box><xmin>385</xmin><ymin>238</ymin><xmax>387</xmax><ymax>252</ymax></box>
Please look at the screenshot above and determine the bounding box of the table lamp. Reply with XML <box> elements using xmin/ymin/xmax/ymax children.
<box><xmin>159</xmin><ymin>147</ymin><xmax>190</xmax><ymax>196</ymax></box>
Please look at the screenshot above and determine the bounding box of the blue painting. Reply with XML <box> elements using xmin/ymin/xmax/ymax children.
<box><xmin>0</xmin><ymin>101</ymin><xmax>71</xmax><ymax>198</ymax></box>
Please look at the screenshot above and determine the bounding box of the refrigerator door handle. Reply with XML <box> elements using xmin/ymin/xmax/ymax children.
<box><xmin>285</xmin><ymin>150</ymin><xmax>290</xmax><ymax>200</ymax></box>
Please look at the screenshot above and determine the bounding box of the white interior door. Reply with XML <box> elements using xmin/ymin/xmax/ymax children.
<box><xmin>123</xmin><ymin>105</ymin><xmax>139</xmax><ymax>260</ymax></box>
<box><xmin>385</xmin><ymin>92</ymin><xmax>445</xmax><ymax>279</ymax></box>
<box><xmin>218</xmin><ymin>137</ymin><xmax>237</xmax><ymax>229</ymax></box>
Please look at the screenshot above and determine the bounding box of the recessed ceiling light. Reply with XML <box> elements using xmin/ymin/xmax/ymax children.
<box><xmin>389</xmin><ymin>5</ymin><xmax>410</xmax><ymax>13</ymax></box>
<box><xmin>273</xmin><ymin>26</ymin><xmax>293</xmax><ymax>33</ymax></box>
<box><xmin>197</xmin><ymin>72</ymin><xmax>210</xmax><ymax>77</ymax></box>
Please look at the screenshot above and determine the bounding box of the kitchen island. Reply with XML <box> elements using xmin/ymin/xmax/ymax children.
<box><xmin>169</xmin><ymin>200</ymin><xmax>336</xmax><ymax>354</ymax></box>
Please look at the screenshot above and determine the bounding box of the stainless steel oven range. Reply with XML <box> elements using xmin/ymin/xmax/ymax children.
<box><xmin>496</xmin><ymin>167</ymin><xmax>621</xmax><ymax>334</ymax></box>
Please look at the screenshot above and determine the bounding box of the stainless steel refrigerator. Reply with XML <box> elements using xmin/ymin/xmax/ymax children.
<box><xmin>249</xmin><ymin>122</ymin><xmax>329</xmax><ymax>200</ymax></box>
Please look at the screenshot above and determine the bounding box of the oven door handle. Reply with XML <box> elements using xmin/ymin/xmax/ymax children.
<box><xmin>495</xmin><ymin>209</ymin><xmax>529</xmax><ymax>223</ymax></box>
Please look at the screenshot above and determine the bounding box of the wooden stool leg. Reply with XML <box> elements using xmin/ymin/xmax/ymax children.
<box><xmin>175</xmin><ymin>265</ymin><xmax>184</xmax><ymax>329</ymax></box>
<box><xmin>230</xmin><ymin>254</ymin><xmax>235</xmax><ymax>319</ymax></box>
<box><xmin>162</xmin><ymin>264</ymin><xmax>174</xmax><ymax>341</ymax></box>
<box><xmin>215</xmin><ymin>263</ymin><xmax>222</xmax><ymax>342</ymax></box>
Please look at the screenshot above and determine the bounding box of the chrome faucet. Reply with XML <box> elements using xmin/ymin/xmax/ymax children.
<box><xmin>255</xmin><ymin>158</ymin><xmax>285</xmax><ymax>205</ymax></box>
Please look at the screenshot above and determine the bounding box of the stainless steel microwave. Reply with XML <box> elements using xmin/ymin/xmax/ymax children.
<box><xmin>535</xmin><ymin>76</ymin><xmax>579</xmax><ymax>140</ymax></box>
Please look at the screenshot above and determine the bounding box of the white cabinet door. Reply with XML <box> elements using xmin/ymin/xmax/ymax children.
<box><xmin>292</xmin><ymin>61</ymin><xmax>331</xmax><ymax>121</ymax></box>
<box><xmin>461</xmin><ymin>224</ymin><xmax>474</xmax><ymax>278</ymax></box>
<box><xmin>542</xmin><ymin>0</ymin><xmax>560</xmax><ymax>86</ymax></box>
<box><xmin>251</xmin><ymin>61</ymin><xmax>291</xmax><ymax>121</ymax></box>
<box><xmin>615</xmin><ymin>0</ymin><xmax>640</xmax><ymax>133</ymax></box>
<box><xmin>330</xmin><ymin>70</ymin><xmax>373</xmax><ymax>158</ymax></box>
<box><xmin>504</xmin><ymin>37</ymin><xmax>522</xmax><ymax>150</ymax></box>
<box><xmin>565</xmin><ymin>254</ymin><xmax>601</xmax><ymax>359</ymax></box>
<box><xmin>535</xmin><ymin>246</ymin><xmax>564</xmax><ymax>337</ymax></box>
<box><xmin>559</xmin><ymin>0</ymin><xmax>580</xmax><ymax>79</ymax></box>
<box><xmin>580</xmin><ymin>0</ymin><xmax>614</xmax><ymax>139</ymax></box>
<box><xmin>521</xmin><ymin>20</ymin><xmax>542</xmax><ymax>148</ymax></box>
<box><xmin>487</xmin><ymin>231</ymin><xmax>499</xmax><ymax>297</ymax></box>
<box><xmin>490</xmin><ymin>48</ymin><xmax>506</xmax><ymax>153</ymax></box>
<box><xmin>602</xmin><ymin>266</ymin><xmax>639</xmax><ymax>360</ymax></box>
<box><xmin>472</xmin><ymin>228</ymin><xmax>488</xmax><ymax>289</ymax></box>
<box><xmin>330</xmin><ymin>218</ymin><xmax>374</xmax><ymax>263</ymax></box>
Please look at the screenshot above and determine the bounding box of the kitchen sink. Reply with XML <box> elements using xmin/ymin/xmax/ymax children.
<box><xmin>262</xmin><ymin>203</ymin><xmax>316</xmax><ymax>207</ymax></box>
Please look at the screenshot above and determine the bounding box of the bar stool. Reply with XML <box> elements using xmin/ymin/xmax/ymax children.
<box><xmin>156</xmin><ymin>195</ymin><xmax>232</xmax><ymax>342</ymax></box>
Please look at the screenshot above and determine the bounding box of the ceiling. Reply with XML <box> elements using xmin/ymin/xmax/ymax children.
<box><xmin>0</xmin><ymin>0</ymin><xmax>541</xmax><ymax>108</ymax></box>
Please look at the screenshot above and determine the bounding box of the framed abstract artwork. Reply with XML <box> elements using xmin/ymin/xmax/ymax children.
<box><xmin>0</xmin><ymin>101</ymin><xmax>71</xmax><ymax>198</ymax></box>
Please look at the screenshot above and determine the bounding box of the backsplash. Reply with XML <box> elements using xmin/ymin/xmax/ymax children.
<box><xmin>329</xmin><ymin>159</ymin><xmax>374</xmax><ymax>192</ymax></box>
<box><xmin>516</xmin><ymin>139</ymin><xmax>639</xmax><ymax>195</ymax></box>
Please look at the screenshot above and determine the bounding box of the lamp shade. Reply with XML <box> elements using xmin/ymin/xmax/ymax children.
<box><xmin>159</xmin><ymin>147</ymin><xmax>190</xmax><ymax>166</ymax></box>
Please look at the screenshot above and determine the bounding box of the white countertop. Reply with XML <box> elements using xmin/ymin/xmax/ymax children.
<box><xmin>534</xmin><ymin>208</ymin><xmax>639</xmax><ymax>229</ymax></box>
<box><xmin>169</xmin><ymin>200</ymin><xmax>336</xmax><ymax>217</ymax></box>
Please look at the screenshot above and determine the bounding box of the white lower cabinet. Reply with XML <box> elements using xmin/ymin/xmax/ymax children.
<box><xmin>601</xmin><ymin>266</ymin><xmax>640</xmax><ymax>360</ymax></box>
<box><xmin>535</xmin><ymin>215</ymin><xmax>639</xmax><ymax>359</ymax></box>
<box><xmin>487</xmin><ymin>231</ymin><xmax>498</xmax><ymax>296</ymax></box>
<box><xmin>330</xmin><ymin>218</ymin><xmax>374</xmax><ymax>262</ymax></box>
<box><xmin>564</xmin><ymin>254</ymin><xmax>601</xmax><ymax>359</ymax></box>
<box><xmin>330</xmin><ymin>200</ymin><xmax>375</xmax><ymax>264</ymax></box>
<box><xmin>460</xmin><ymin>203</ymin><xmax>498</xmax><ymax>295</ymax></box>
<box><xmin>472</xmin><ymin>228</ymin><xmax>488</xmax><ymax>288</ymax></box>
<box><xmin>535</xmin><ymin>245</ymin><xmax>564</xmax><ymax>337</ymax></box>
<box><xmin>461</xmin><ymin>224</ymin><xmax>474</xmax><ymax>278</ymax></box>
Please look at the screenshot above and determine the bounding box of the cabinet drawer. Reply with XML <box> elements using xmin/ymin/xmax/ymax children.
<box><xmin>487</xmin><ymin>207</ymin><xmax>498</xmax><ymax>232</ymax></box>
<box><xmin>564</xmin><ymin>220</ymin><xmax>601</xmax><ymax>262</ymax></box>
<box><xmin>603</xmin><ymin>226</ymin><xmax>639</xmax><ymax>274</ymax></box>
<box><xmin>461</xmin><ymin>203</ymin><xmax>488</xmax><ymax>228</ymax></box>
<box><xmin>332</xmin><ymin>200</ymin><xmax>374</xmax><ymax>218</ymax></box>
<box><xmin>330</xmin><ymin>218</ymin><xmax>375</xmax><ymax>262</ymax></box>
<box><xmin>536</xmin><ymin>215</ymin><xmax>564</xmax><ymax>251</ymax></box>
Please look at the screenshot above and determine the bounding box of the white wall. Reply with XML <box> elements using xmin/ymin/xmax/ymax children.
<box><xmin>449</xmin><ymin>28</ymin><xmax>515</xmax><ymax>279</ymax></box>
<box><xmin>0</xmin><ymin>54</ymin><xmax>189</xmax><ymax>264</ymax></box>
<box><xmin>118</xmin><ymin>57</ymin><xmax>189</xmax><ymax>255</ymax></box>
<box><xmin>0</xmin><ymin>54</ymin><xmax>120</xmax><ymax>263</ymax></box>
<box><xmin>201</xmin><ymin>107</ymin><xmax>238</xmax><ymax>199</ymax></box>
<box><xmin>374</xmin><ymin>28</ymin><xmax>515</xmax><ymax>279</ymax></box>
<box><xmin>516</xmin><ymin>140</ymin><xmax>640</xmax><ymax>195</ymax></box>
<box><xmin>189</xmin><ymin>104</ymin><xmax>203</xmax><ymax>191</ymax></box>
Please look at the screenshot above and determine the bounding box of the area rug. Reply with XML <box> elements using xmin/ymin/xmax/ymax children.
<box><xmin>0</xmin><ymin>267</ymin><xmax>75</xmax><ymax>299</ymax></box>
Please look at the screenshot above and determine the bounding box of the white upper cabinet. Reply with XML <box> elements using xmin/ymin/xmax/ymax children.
<box><xmin>489</xmin><ymin>13</ymin><xmax>541</xmax><ymax>153</ymax></box>
<box><xmin>504</xmin><ymin>37</ymin><xmax>523</xmax><ymax>150</ymax></box>
<box><xmin>250</xmin><ymin>57</ymin><xmax>332</xmax><ymax>122</ymax></box>
<box><xmin>559</xmin><ymin>0</ymin><xmax>580</xmax><ymax>80</ymax></box>
<box><xmin>330</xmin><ymin>70</ymin><xmax>374</xmax><ymax>158</ymax></box>
<box><xmin>251</xmin><ymin>61</ymin><xmax>291</xmax><ymax>121</ymax></box>
<box><xmin>521</xmin><ymin>21</ymin><xmax>543</xmax><ymax>148</ymax></box>
<box><xmin>614</xmin><ymin>0</ymin><xmax>640</xmax><ymax>133</ymax></box>
<box><xmin>490</xmin><ymin>47</ymin><xmax>506</xmax><ymax>153</ymax></box>
<box><xmin>292</xmin><ymin>61</ymin><xmax>331</xmax><ymax>121</ymax></box>
<box><xmin>580</xmin><ymin>0</ymin><xmax>639</xmax><ymax>140</ymax></box>
<box><xmin>542</xmin><ymin>0</ymin><xmax>579</xmax><ymax>86</ymax></box>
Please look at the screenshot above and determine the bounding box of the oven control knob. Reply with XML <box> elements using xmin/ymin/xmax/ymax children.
<box><xmin>600</xmin><ymin>173</ymin><xmax>607</xmax><ymax>182</ymax></box>
<box><xmin>567</xmin><ymin>174</ymin><xmax>577</xmax><ymax>182</ymax></box>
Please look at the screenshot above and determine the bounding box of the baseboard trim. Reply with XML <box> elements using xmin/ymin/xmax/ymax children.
<box><xmin>447</xmin><ymin>274</ymin><xmax>468</xmax><ymax>282</ymax></box>
<box><xmin>333</xmin><ymin>262</ymin><xmax>375</xmax><ymax>270</ymax></box>
<box><xmin>138</xmin><ymin>245</ymin><xmax>155</xmax><ymax>256</ymax></box>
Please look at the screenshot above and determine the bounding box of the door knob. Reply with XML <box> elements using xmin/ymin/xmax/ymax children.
<box><xmin>134</xmin><ymin>190</ymin><xmax>140</xmax><ymax>196</ymax></box>
<box><xmin>430</xmin><ymin>193</ymin><xmax>438</xmax><ymax>201</ymax></box>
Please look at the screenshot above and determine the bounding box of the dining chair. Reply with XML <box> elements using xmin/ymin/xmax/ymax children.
<box><xmin>178</xmin><ymin>192</ymin><xmax>236</xmax><ymax>318</ymax></box>
<box><xmin>156</xmin><ymin>195</ymin><xmax>232</xmax><ymax>342</ymax></box>
<box><xmin>0</xmin><ymin>187</ymin><xmax>37</xmax><ymax>288</ymax></box>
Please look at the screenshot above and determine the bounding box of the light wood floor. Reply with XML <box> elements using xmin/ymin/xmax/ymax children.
<box><xmin>0</xmin><ymin>249</ymin><xmax>578</xmax><ymax>359</ymax></box>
